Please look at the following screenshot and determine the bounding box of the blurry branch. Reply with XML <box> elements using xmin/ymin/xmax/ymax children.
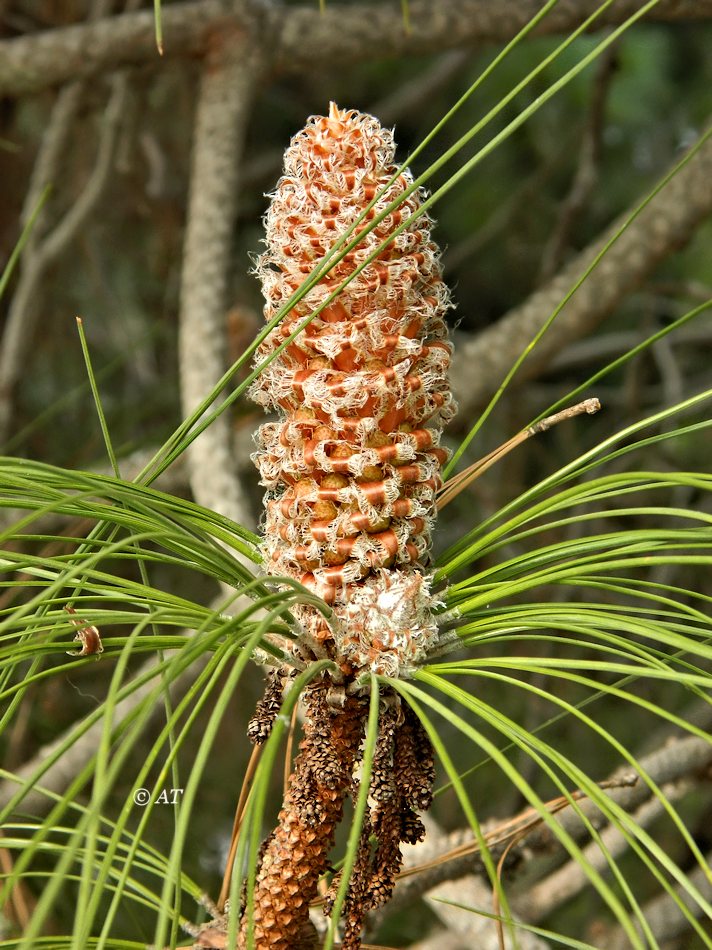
<box><xmin>648</xmin><ymin>279</ymin><xmax>712</xmax><ymax>304</ymax></box>
<box><xmin>0</xmin><ymin>0</ymin><xmax>130</xmax><ymax>444</ymax></box>
<box><xmin>381</xmin><ymin>731</ymin><xmax>712</xmax><ymax>917</ymax></box>
<box><xmin>110</xmin><ymin>445</ymin><xmax>188</xmax><ymax>493</ymax></box>
<box><xmin>409</xmin><ymin>932</ymin><xmax>465</xmax><ymax>950</ymax></box>
<box><xmin>3</xmin><ymin>0</ymin><xmax>712</xmax><ymax>96</ymax></box>
<box><xmin>604</xmin><ymin>849</ymin><xmax>712</xmax><ymax>949</ymax></box>
<box><xmin>370</xmin><ymin>49</ymin><xmax>471</xmax><ymax>127</ymax></box>
<box><xmin>0</xmin><ymin>0</ymin><xmax>227</xmax><ymax>96</ymax></box>
<box><xmin>546</xmin><ymin>322</ymin><xmax>712</xmax><ymax>375</ymax></box>
<box><xmin>178</xmin><ymin>23</ymin><xmax>260</xmax><ymax>527</ymax></box>
<box><xmin>0</xmin><ymin>651</ymin><xmax>208</xmax><ymax>817</ymax></box>
<box><xmin>0</xmin><ymin>83</ymin><xmax>82</xmax><ymax>442</ymax></box>
<box><xmin>451</xmin><ymin>122</ymin><xmax>712</xmax><ymax>417</ymax></box>
<box><xmin>652</xmin><ymin>334</ymin><xmax>685</xmax><ymax>416</ymax></box>
<box><xmin>271</xmin><ymin>0</ymin><xmax>712</xmax><ymax>72</ymax></box>
<box><xmin>527</xmin><ymin>376</ymin><xmax>711</xmax><ymax>416</ymax></box>
<box><xmin>241</xmin><ymin>146</ymin><xmax>284</xmax><ymax>193</ymax></box>
<box><xmin>512</xmin><ymin>775</ymin><xmax>696</xmax><ymax>923</ymax></box>
<box><xmin>442</xmin><ymin>148</ymin><xmax>572</xmax><ymax>275</ymax></box>
<box><xmin>394</xmin><ymin>815</ymin><xmax>550</xmax><ymax>950</ymax></box>
<box><xmin>537</xmin><ymin>41</ymin><xmax>618</xmax><ymax>283</ymax></box>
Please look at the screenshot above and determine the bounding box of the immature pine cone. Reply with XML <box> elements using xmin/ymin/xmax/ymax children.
<box><xmin>251</xmin><ymin>103</ymin><xmax>456</xmax><ymax>678</ymax></box>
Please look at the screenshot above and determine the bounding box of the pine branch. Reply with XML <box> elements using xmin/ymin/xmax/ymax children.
<box><xmin>450</xmin><ymin>122</ymin><xmax>712</xmax><ymax>416</ymax></box>
<box><xmin>380</xmin><ymin>732</ymin><xmax>712</xmax><ymax>917</ymax></box>
<box><xmin>0</xmin><ymin>652</ymin><xmax>208</xmax><ymax>817</ymax></box>
<box><xmin>0</xmin><ymin>24</ymin><xmax>130</xmax><ymax>442</ymax></box>
<box><xmin>536</xmin><ymin>41</ymin><xmax>618</xmax><ymax>283</ymax></box>
<box><xmin>3</xmin><ymin>0</ymin><xmax>712</xmax><ymax>97</ymax></box>
<box><xmin>0</xmin><ymin>0</ymin><xmax>227</xmax><ymax>97</ymax></box>
<box><xmin>178</xmin><ymin>21</ymin><xmax>261</xmax><ymax>526</ymax></box>
<box><xmin>512</xmin><ymin>775</ymin><xmax>697</xmax><ymax>923</ymax></box>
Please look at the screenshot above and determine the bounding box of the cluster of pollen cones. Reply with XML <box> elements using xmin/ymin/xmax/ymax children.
<box><xmin>250</xmin><ymin>102</ymin><xmax>455</xmax><ymax>679</ymax></box>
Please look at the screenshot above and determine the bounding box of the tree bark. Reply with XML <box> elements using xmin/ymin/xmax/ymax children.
<box><xmin>3</xmin><ymin>0</ymin><xmax>712</xmax><ymax>96</ymax></box>
<box><xmin>178</xmin><ymin>21</ymin><xmax>261</xmax><ymax>526</ymax></box>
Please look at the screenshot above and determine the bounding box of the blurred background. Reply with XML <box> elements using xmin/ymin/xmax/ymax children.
<box><xmin>1</xmin><ymin>1</ymin><xmax>711</xmax><ymax>945</ymax></box>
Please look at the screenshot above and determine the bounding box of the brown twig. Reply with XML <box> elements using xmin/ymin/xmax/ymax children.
<box><xmin>217</xmin><ymin>742</ymin><xmax>263</xmax><ymax>912</ymax></box>
<box><xmin>393</xmin><ymin>774</ymin><xmax>636</xmax><ymax>890</ymax></box>
<box><xmin>437</xmin><ymin>398</ymin><xmax>600</xmax><ymax>510</ymax></box>
<box><xmin>0</xmin><ymin>842</ymin><xmax>33</xmax><ymax>930</ymax></box>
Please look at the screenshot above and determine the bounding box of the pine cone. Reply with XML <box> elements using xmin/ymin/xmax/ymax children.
<box><xmin>244</xmin><ymin>103</ymin><xmax>453</xmax><ymax>950</ymax></box>
<box><xmin>251</xmin><ymin>102</ymin><xmax>455</xmax><ymax>678</ymax></box>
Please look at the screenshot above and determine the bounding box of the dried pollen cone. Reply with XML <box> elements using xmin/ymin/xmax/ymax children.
<box><xmin>251</xmin><ymin>103</ymin><xmax>456</xmax><ymax>677</ymax></box>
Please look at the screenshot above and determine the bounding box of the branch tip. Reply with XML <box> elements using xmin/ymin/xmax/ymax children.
<box><xmin>529</xmin><ymin>397</ymin><xmax>601</xmax><ymax>435</ymax></box>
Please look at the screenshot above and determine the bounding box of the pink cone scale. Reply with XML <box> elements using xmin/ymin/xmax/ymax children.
<box><xmin>250</xmin><ymin>103</ymin><xmax>456</xmax><ymax>679</ymax></box>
